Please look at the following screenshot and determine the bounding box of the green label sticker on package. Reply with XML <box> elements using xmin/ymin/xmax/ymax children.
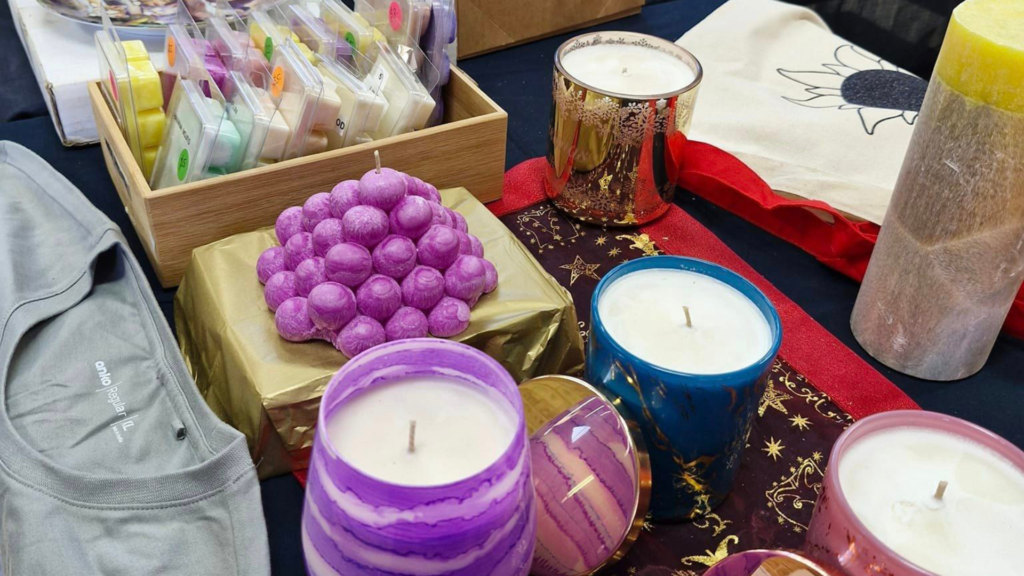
<box><xmin>345</xmin><ymin>31</ymin><xmax>356</xmax><ymax>49</ymax></box>
<box><xmin>176</xmin><ymin>149</ymin><xmax>190</xmax><ymax>181</ymax></box>
<box><xmin>264</xmin><ymin>37</ymin><xmax>274</xmax><ymax>62</ymax></box>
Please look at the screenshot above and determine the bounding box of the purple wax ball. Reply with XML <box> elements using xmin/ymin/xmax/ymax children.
<box><xmin>356</xmin><ymin>274</ymin><xmax>403</xmax><ymax>322</ymax></box>
<box><xmin>468</xmin><ymin>234</ymin><xmax>484</xmax><ymax>258</ymax></box>
<box><xmin>329</xmin><ymin>180</ymin><xmax>361</xmax><ymax>218</ymax></box>
<box><xmin>481</xmin><ymin>258</ymin><xmax>498</xmax><ymax>294</ymax></box>
<box><xmin>421</xmin><ymin>182</ymin><xmax>441</xmax><ymax>204</ymax></box>
<box><xmin>403</xmin><ymin>174</ymin><xmax>428</xmax><ymax>200</ymax></box>
<box><xmin>385</xmin><ymin>306</ymin><xmax>429</xmax><ymax>341</ymax></box>
<box><xmin>284</xmin><ymin>232</ymin><xmax>314</xmax><ymax>271</ymax></box>
<box><xmin>388</xmin><ymin>196</ymin><xmax>433</xmax><ymax>239</ymax></box>
<box><xmin>325</xmin><ymin>243</ymin><xmax>373</xmax><ymax>287</ymax></box>
<box><xmin>428</xmin><ymin>296</ymin><xmax>471</xmax><ymax>337</ymax></box>
<box><xmin>428</xmin><ymin>202</ymin><xmax>453</xmax><ymax>228</ymax></box>
<box><xmin>275</xmin><ymin>206</ymin><xmax>304</xmax><ymax>245</ymax></box>
<box><xmin>358</xmin><ymin>167</ymin><xmax>407</xmax><ymax>211</ymax></box>
<box><xmin>275</xmin><ymin>297</ymin><xmax>316</xmax><ymax>342</ymax></box>
<box><xmin>372</xmin><ymin>235</ymin><xmax>418</xmax><ymax>279</ymax></box>
<box><xmin>448</xmin><ymin>209</ymin><xmax>468</xmax><ymax>233</ymax></box>
<box><xmin>454</xmin><ymin>230</ymin><xmax>474</xmax><ymax>256</ymax></box>
<box><xmin>257</xmin><ymin>246</ymin><xmax>286</xmax><ymax>284</ymax></box>
<box><xmin>308</xmin><ymin>282</ymin><xmax>357</xmax><ymax>331</ymax></box>
<box><xmin>341</xmin><ymin>205</ymin><xmax>389</xmax><ymax>248</ymax></box>
<box><xmin>401</xmin><ymin>265</ymin><xmax>445</xmax><ymax>310</ymax></box>
<box><xmin>303</xmin><ymin>192</ymin><xmax>332</xmax><ymax>231</ymax></box>
<box><xmin>417</xmin><ymin>225</ymin><xmax>460</xmax><ymax>270</ymax></box>
<box><xmin>444</xmin><ymin>255</ymin><xmax>487</xmax><ymax>302</ymax></box>
<box><xmin>264</xmin><ymin>271</ymin><xmax>298</xmax><ymax>312</ymax></box>
<box><xmin>333</xmin><ymin>315</ymin><xmax>386</xmax><ymax>357</ymax></box>
<box><xmin>312</xmin><ymin>218</ymin><xmax>345</xmax><ymax>257</ymax></box>
<box><xmin>295</xmin><ymin>257</ymin><xmax>327</xmax><ymax>297</ymax></box>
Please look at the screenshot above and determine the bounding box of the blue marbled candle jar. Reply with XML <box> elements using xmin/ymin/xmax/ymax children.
<box><xmin>587</xmin><ymin>256</ymin><xmax>782</xmax><ymax>521</ymax></box>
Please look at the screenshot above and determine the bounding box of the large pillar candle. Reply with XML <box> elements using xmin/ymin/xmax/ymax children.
<box><xmin>806</xmin><ymin>411</ymin><xmax>1024</xmax><ymax>575</ymax></box>
<box><xmin>301</xmin><ymin>339</ymin><xmax>536</xmax><ymax>576</ymax></box>
<box><xmin>851</xmin><ymin>0</ymin><xmax>1024</xmax><ymax>380</ymax></box>
<box><xmin>587</xmin><ymin>256</ymin><xmax>781</xmax><ymax>520</ymax></box>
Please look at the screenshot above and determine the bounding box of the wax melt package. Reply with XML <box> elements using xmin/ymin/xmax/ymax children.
<box><xmin>150</xmin><ymin>73</ymin><xmax>241</xmax><ymax>189</ymax></box>
<box><xmin>420</xmin><ymin>0</ymin><xmax>456</xmax><ymax>126</ymax></box>
<box><xmin>175</xmin><ymin>187</ymin><xmax>584</xmax><ymax>479</ymax></box>
<box><xmin>357</xmin><ymin>0</ymin><xmax>432</xmax><ymax>53</ymax></box>
<box><xmin>268</xmin><ymin>40</ymin><xmax>340</xmax><ymax>160</ymax></box>
<box><xmin>277</xmin><ymin>3</ymin><xmax>341</xmax><ymax>61</ymax></box>
<box><xmin>95</xmin><ymin>8</ymin><xmax>165</xmax><ymax>179</ymax></box>
<box><xmin>250</xmin><ymin>7</ymin><xmax>317</xmax><ymax>65</ymax></box>
<box><xmin>318</xmin><ymin>0</ymin><xmax>385</xmax><ymax>60</ymax></box>
<box><xmin>205</xmin><ymin>8</ymin><xmax>288</xmax><ymax>168</ymax></box>
<box><xmin>365</xmin><ymin>40</ymin><xmax>438</xmax><ymax>138</ymax></box>
<box><xmin>315</xmin><ymin>52</ymin><xmax>387</xmax><ymax>148</ymax></box>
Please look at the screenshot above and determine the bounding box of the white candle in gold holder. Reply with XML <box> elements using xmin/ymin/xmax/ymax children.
<box><xmin>851</xmin><ymin>0</ymin><xmax>1024</xmax><ymax>380</ymax></box>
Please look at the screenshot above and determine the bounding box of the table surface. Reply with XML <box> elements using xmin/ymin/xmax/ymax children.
<box><xmin>2</xmin><ymin>0</ymin><xmax>1022</xmax><ymax>573</ymax></box>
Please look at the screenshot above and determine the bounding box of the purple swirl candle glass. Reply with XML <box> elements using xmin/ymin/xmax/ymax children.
<box><xmin>805</xmin><ymin>410</ymin><xmax>1024</xmax><ymax>576</ymax></box>
<box><xmin>302</xmin><ymin>339</ymin><xmax>536</xmax><ymax>576</ymax></box>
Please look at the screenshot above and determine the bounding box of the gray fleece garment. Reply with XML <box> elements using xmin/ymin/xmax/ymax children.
<box><xmin>0</xmin><ymin>142</ymin><xmax>271</xmax><ymax>575</ymax></box>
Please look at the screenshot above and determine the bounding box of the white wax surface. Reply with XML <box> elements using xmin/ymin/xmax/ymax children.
<box><xmin>325</xmin><ymin>376</ymin><xmax>517</xmax><ymax>486</ymax></box>
<box><xmin>598</xmin><ymin>269</ymin><xmax>772</xmax><ymax>374</ymax></box>
<box><xmin>840</xmin><ymin>427</ymin><xmax>1024</xmax><ymax>576</ymax></box>
<box><xmin>560</xmin><ymin>43</ymin><xmax>696</xmax><ymax>96</ymax></box>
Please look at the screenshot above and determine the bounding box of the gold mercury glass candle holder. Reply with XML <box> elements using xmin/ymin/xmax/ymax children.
<box><xmin>546</xmin><ymin>32</ymin><xmax>702</xmax><ymax>226</ymax></box>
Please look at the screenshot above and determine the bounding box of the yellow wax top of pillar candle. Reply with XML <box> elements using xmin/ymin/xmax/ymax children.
<box><xmin>936</xmin><ymin>0</ymin><xmax>1024</xmax><ymax>113</ymax></box>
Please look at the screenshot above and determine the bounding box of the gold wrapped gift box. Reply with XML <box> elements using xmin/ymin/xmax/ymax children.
<box><xmin>175</xmin><ymin>188</ymin><xmax>584</xmax><ymax>479</ymax></box>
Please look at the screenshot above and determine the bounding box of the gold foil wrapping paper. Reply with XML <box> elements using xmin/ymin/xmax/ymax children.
<box><xmin>175</xmin><ymin>188</ymin><xmax>584</xmax><ymax>478</ymax></box>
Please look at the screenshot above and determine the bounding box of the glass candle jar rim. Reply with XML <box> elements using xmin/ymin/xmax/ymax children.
<box><xmin>590</xmin><ymin>255</ymin><xmax>782</xmax><ymax>381</ymax></box>
<box><xmin>522</xmin><ymin>374</ymin><xmax>652</xmax><ymax>573</ymax></box>
<box><xmin>705</xmin><ymin>549</ymin><xmax>839</xmax><ymax>576</ymax></box>
<box><xmin>824</xmin><ymin>410</ymin><xmax>1024</xmax><ymax>575</ymax></box>
<box><xmin>554</xmin><ymin>30</ymin><xmax>704</xmax><ymax>101</ymax></box>
<box><xmin>316</xmin><ymin>338</ymin><xmax>526</xmax><ymax>490</ymax></box>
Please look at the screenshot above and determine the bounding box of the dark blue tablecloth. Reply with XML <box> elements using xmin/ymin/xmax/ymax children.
<box><xmin>1</xmin><ymin>1</ymin><xmax>1021</xmax><ymax>574</ymax></box>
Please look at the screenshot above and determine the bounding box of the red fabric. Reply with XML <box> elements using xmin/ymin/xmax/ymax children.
<box><xmin>667</xmin><ymin>134</ymin><xmax>1024</xmax><ymax>340</ymax></box>
<box><xmin>499</xmin><ymin>158</ymin><xmax>918</xmax><ymax>420</ymax></box>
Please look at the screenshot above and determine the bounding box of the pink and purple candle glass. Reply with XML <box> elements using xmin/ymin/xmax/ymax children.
<box><xmin>301</xmin><ymin>339</ymin><xmax>536</xmax><ymax>576</ymax></box>
<box><xmin>806</xmin><ymin>411</ymin><xmax>1024</xmax><ymax>576</ymax></box>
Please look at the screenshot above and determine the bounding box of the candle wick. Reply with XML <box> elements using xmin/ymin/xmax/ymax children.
<box><xmin>683</xmin><ymin>305</ymin><xmax>692</xmax><ymax>328</ymax></box>
<box><xmin>374</xmin><ymin>149</ymin><xmax>381</xmax><ymax>174</ymax></box>
<box><xmin>934</xmin><ymin>480</ymin><xmax>949</xmax><ymax>501</ymax></box>
<box><xmin>408</xmin><ymin>420</ymin><xmax>417</xmax><ymax>453</ymax></box>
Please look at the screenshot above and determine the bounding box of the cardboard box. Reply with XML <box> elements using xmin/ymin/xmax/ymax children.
<box><xmin>89</xmin><ymin>66</ymin><xmax>507</xmax><ymax>287</ymax></box>
<box><xmin>175</xmin><ymin>188</ymin><xmax>585</xmax><ymax>478</ymax></box>
<box><xmin>457</xmin><ymin>0</ymin><xmax>645</xmax><ymax>58</ymax></box>
<box><xmin>8</xmin><ymin>0</ymin><xmax>166</xmax><ymax>145</ymax></box>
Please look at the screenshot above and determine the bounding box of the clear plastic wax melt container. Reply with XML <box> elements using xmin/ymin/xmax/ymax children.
<box><xmin>320</xmin><ymin>0</ymin><xmax>385</xmax><ymax>59</ymax></box>
<box><xmin>269</xmin><ymin>40</ymin><xmax>339</xmax><ymax>160</ymax></box>
<box><xmin>150</xmin><ymin>73</ymin><xmax>241</xmax><ymax>189</ymax></box>
<box><xmin>420</xmin><ymin>0</ymin><xmax>455</xmax><ymax>126</ymax></box>
<box><xmin>250</xmin><ymin>8</ymin><xmax>316</xmax><ymax>65</ymax></box>
<box><xmin>95</xmin><ymin>7</ymin><xmax>165</xmax><ymax>178</ymax></box>
<box><xmin>278</xmin><ymin>3</ymin><xmax>340</xmax><ymax>61</ymax></box>
<box><xmin>315</xmin><ymin>52</ymin><xmax>388</xmax><ymax>148</ymax></box>
<box><xmin>364</xmin><ymin>40</ymin><xmax>437</xmax><ymax>138</ymax></box>
<box><xmin>357</xmin><ymin>0</ymin><xmax>432</xmax><ymax>52</ymax></box>
<box><xmin>206</xmin><ymin>1</ymin><xmax>266</xmax><ymax>76</ymax></box>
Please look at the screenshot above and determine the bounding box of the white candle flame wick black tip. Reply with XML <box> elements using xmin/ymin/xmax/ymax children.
<box><xmin>934</xmin><ymin>480</ymin><xmax>949</xmax><ymax>501</ymax></box>
<box><xmin>683</xmin><ymin>305</ymin><xmax>692</xmax><ymax>328</ymax></box>
<box><xmin>374</xmin><ymin>150</ymin><xmax>381</xmax><ymax>174</ymax></box>
<box><xmin>408</xmin><ymin>420</ymin><xmax>417</xmax><ymax>454</ymax></box>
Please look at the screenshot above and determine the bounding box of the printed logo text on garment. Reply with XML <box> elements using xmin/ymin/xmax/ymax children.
<box><xmin>94</xmin><ymin>361</ymin><xmax>135</xmax><ymax>443</ymax></box>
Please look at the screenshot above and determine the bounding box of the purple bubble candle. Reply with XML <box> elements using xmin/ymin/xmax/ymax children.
<box><xmin>359</xmin><ymin>153</ymin><xmax>407</xmax><ymax>211</ymax></box>
<box><xmin>427</xmin><ymin>202</ymin><xmax>453</xmax><ymax>229</ymax></box>
<box><xmin>275</xmin><ymin>296</ymin><xmax>318</xmax><ymax>342</ymax></box>
<box><xmin>284</xmin><ymin>232</ymin><xmax>315</xmax><ymax>271</ymax></box>
<box><xmin>428</xmin><ymin>296</ymin><xmax>471</xmax><ymax>337</ymax></box>
<box><xmin>302</xmin><ymin>339</ymin><xmax>535</xmax><ymax>576</ymax></box>
<box><xmin>308</xmin><ymin>282</ymin><xmax>357</xmax><ymax>331</ymax></box>
<box><xmin>295</xmin><ymin>257</ymin><xmax>327</xmax><ymax>297</ymax></box>
<box><xmin>265</xmin><ymin>271</ymin><xmax>298</xmax><ymax>312</ymax></box>
<box><xmin>333</xmin><ymin>315</ymin><xmax>386</xmax><ymax>358</ymax></box>
<box><xmin>481</xmin><ymin>259</ymin><xmax>499</xmax><ymax>294</ymax></box>
<box><xmin>384</xmin><ymin>306</ymin><xmax>429</xmax><ymax>341</ymax></box>
<box><xmin>444</xmin><ymin>255</ymin><xmax>486</xmax><ymax>303</ymax></box>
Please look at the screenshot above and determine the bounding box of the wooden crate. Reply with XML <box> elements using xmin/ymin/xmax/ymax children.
<box><xmin>89</xmin><ymin>66</ymin><xmax>507</xmax><ymax>287</ymax></box>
